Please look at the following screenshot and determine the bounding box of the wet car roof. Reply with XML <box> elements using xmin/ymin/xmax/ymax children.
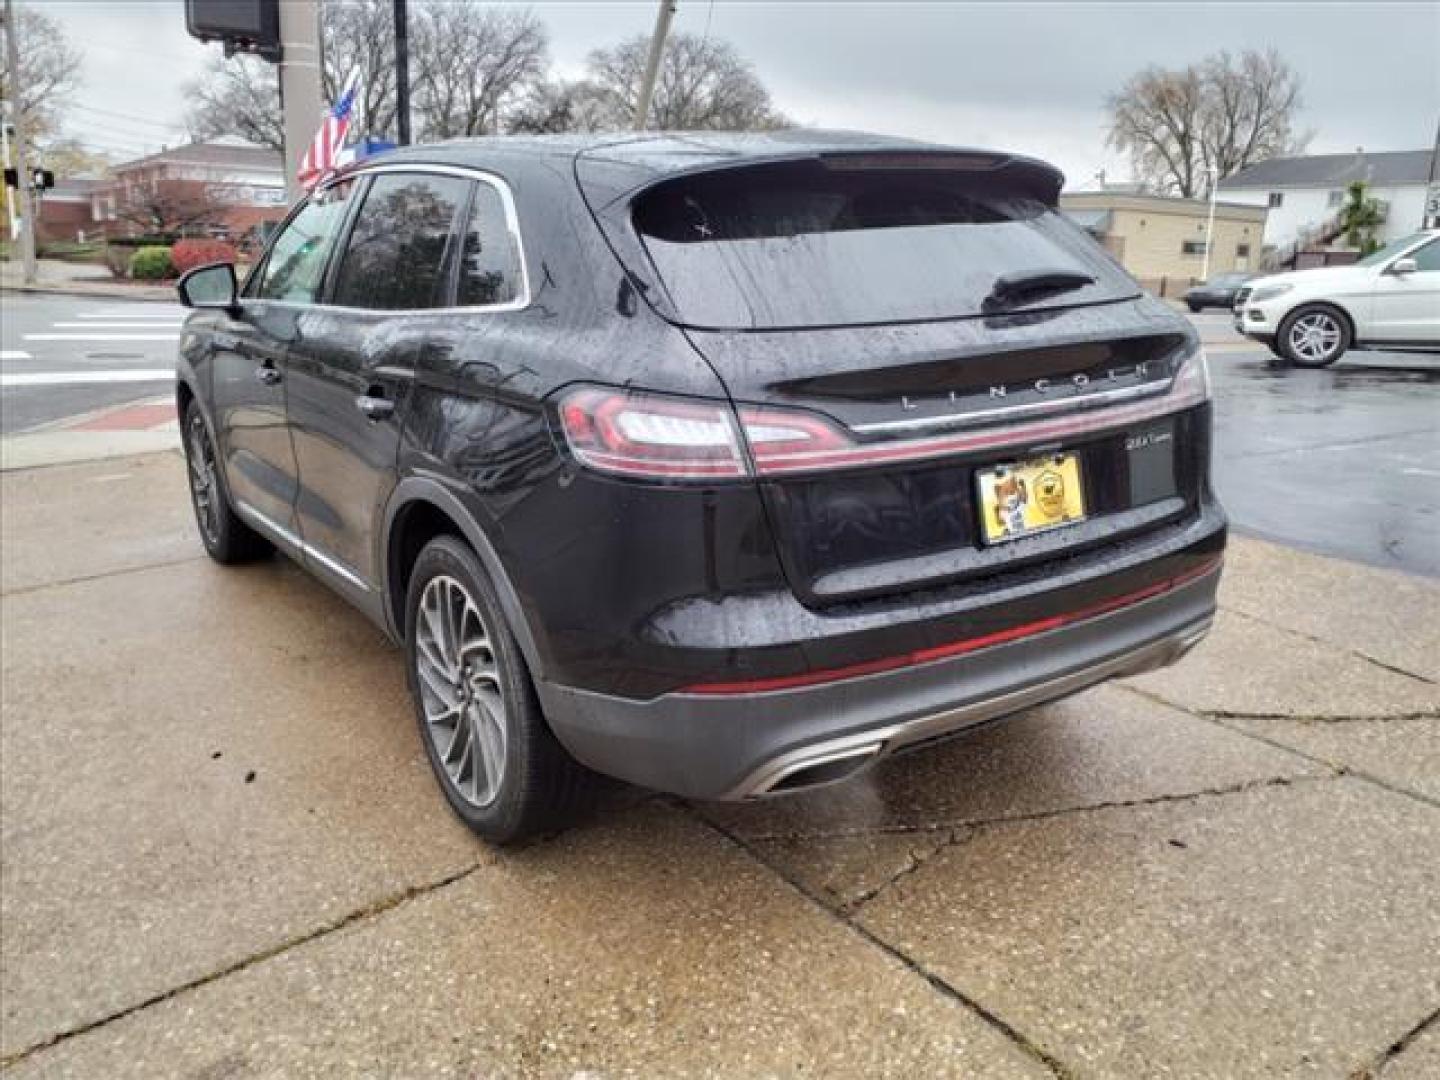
<box><xmin>353</xmin><ymin>130</ymin><xmax>1067</xmax><ymax>207</ymax></box>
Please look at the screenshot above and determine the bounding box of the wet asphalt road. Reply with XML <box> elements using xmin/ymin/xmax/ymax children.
<box><xmin>0</xmin><ymin>293</ymin><xmax>182</xmax><ymax>434</ymax></box>
<box><xmin>1193</xmin><ymin>309</ymin><xmax>1440</xmax><ymax>578</ymax></box>
<box><xmin>2</xmin><ymin>292</ymin><xmax>1436</xmax><ymax>575</ymax></box>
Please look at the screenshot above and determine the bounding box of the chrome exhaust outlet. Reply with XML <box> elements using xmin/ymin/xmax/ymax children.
<box><xmin>753</xmin><ymin>742</ymin><xmax>884</xmax><ymax>796</ymax></box>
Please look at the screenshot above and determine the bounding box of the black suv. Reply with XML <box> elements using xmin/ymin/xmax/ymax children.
<box><xmin>176</xmin><ymin>132</ymin><xmax>1225</xmax><ymax>842</ymax></box>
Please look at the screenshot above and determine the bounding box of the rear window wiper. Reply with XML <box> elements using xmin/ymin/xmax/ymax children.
<box><xmin>983</xmin><ymin>268</ymin><xmax>1096</xmax><ymax>311</ymax></box>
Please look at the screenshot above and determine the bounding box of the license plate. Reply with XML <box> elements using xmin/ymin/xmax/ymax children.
<box><xmin>976</xmin><ymin>453</ymin><xmax>1086</xmax><ymax>545</ymax></box>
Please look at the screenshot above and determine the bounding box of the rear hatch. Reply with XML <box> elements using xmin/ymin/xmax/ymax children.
<box><xmin>580</xmin><ymin>148</ymin><xmax>1207</xmax><ymax>605</ymax></box>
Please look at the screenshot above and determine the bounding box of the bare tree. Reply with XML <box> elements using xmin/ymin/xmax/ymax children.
<box><xmin>321</xmin><ymin>0</ymin><xmax>397</xmax><ymax>138</ymax></box>
<box><xmin>583</xmin><ymin>31</ymin><xmax>787</xmax><ymax>131</ymax></box>
<box><xmin>1107</xmin><ymin>48</ymin><xmax>1308</xmax><ymax>197</ymax></box>
<box><xmin>412</xmin><ymin>3</ymin><xmax>548</xmax><ymax>138</ymax></box>
<box><xmin>0</xmin><ymin>6</ymin><xmax>82</xmax><ymax>144</ymax></box>
<box><xmin>506</xmin><ymin>79</ymin><xmax>610</xmax><ymax>135</ymax></box>
<box><xmin>112</xmin><ymin>182</ymin><xmax>227</xmax><ymax>236</ymax></box>
<box><xmin>1198</xmin><ymin>49</ymin><xmax>1309</xmax><ymax>180</ymax></box>
<box><xmin>185</xmin><ymin>54</ymin><xmax>284</xmax><ymax>151</ymax></box>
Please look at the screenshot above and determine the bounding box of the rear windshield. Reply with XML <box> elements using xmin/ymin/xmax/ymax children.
<box><xmin>631</xmin><ymin>161</ymin><xmax>1138</xmax><ymax>329</ymax></box>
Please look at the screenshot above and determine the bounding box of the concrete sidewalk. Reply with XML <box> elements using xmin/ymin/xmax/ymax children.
<box><xmin>1</xmin><ymin>452</ymin><xmax>1436</xmax><ymax>1078</ymax></box>
<box><xmin>1</xmin><ymin>259</ymin><xmax>173</xmax><ymax>302</ymax></box>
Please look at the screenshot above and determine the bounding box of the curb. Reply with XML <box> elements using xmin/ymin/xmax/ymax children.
<box><xmin>1</xmin><ymin>282</ymin><xmax>175</xmax><ymax>302</ymax></box>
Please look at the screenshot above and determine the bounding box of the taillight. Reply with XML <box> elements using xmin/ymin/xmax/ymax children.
<box><xmin>557</xmin><ymin>348</ymin><xmax>1209</xmax><ymax>481</ymax></box>
<box><xmin>557</xmin><ymin>388</ymin><xmax>747</xmax><ymax>479</ymax></box>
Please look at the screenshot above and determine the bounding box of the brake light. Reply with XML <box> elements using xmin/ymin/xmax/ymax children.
<box><xmin>558</xmin><ymin>388</ymin><xmax>747</xmax><ymax>479</ymax></box>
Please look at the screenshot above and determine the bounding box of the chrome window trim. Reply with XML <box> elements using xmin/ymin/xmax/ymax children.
<box><xmin>251</xmin><ymin>162</ymin><xmax>532</xmax><ymax>316</ymax></box>
<box><xmin>234</xmin><ymin>501</ymin><xmax>372</xmax><ymax>593</ymax></box>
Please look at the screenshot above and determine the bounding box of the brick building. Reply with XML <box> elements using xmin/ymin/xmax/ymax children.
<box><xmin>34</xmin><ymin>140</ymin><xmax>288</xmax><ymax>246</ymax></box>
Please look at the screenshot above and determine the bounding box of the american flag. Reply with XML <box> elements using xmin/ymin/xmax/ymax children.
<box><xmin>296</xmin><ymin>78</ymin><xmax>359</xmax><ymax>192</ymax></box>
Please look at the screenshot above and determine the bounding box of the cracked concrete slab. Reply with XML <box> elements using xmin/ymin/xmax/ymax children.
<box><xmin>1125</xmin><ymin>609</ymin><xmax>1440</xmax><ymax>718</ymax></box>
<box><xmin>1221</xmin><ymin>536</ymin><xmax>1440</xmax><ymax>683</ymax></box>
<box><xmin>0</xmin><ymin>452</ymin><xmax>195</xmax><ymax>595</ymax></box>
<box><xmin>697</xmin><ymin>684</ymin><xmax>1325</xmax><ymax>843</ymax></box>
<box><xmin>0</xmin><ymin>556</ymin><xmax>487</xmax><ymax>1059</ymax></box>
<box><xmin>1378</xmin><ymin>1018</ymin><xmax>1440</xmax><ymax>1079</ymax></box>
<box><xmin>2</xmin><ymin>806</ymin><xmax>1049</xmax><ymax>1080</ymax></box>
<box><xmin>856</xmin><ymin>778</ymin><xmax>1440</xmax><ymax>1079</ymax></box>
<box><xmin>1223</xmin><ymin>714</ymin><xmax>1440</xmax><ymax>803</ymax></box>
<box><xmin>750</xmin><ymin>828</ymin><xmax>966</xmax><ymax>913</ymax></box>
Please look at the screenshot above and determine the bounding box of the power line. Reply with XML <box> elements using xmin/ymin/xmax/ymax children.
<box><xmin>69</xmin><ymin>103</ymin><xmax>185</xmax><ymax>131</ymax></box>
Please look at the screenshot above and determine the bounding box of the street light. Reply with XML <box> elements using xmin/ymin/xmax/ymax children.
<box><xmin>1200</xmin><ymin>164</ymin><xmax>1219</xmax><ymax>283</ymax></box>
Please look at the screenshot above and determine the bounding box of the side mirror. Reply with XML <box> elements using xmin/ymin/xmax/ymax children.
<box><xmin>1387</xmin><ymin>257</ymin><xmax>1418</xmax><ymax>276</ymax></box>
<box><xmin>177</xmin><ymin>262</ymin><xmax>240</xmax><ymax>312</ymax></box>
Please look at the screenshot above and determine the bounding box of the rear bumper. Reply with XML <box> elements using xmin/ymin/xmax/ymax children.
<box><xmin>537</xmin><ymin>560</ymin><xmax>1220</xmax><ymax>800</ymax></box>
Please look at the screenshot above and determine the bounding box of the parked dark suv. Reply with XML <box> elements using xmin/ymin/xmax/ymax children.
<box><xmin>176</xmin><ymin>132</ymin><xmax>1225</xmax><ymax>842</ymax></box>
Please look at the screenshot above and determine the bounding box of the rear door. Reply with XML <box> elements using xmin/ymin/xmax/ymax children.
<box><xmin>214</xmin><ymin>184</ymin><xmax>356</xmax><ymax>534</ymax></box>
<box><xmin>285</xmin><ymin>168</ymin><xmax>472</xmax><ymax>593</ymax></box>
<box><xmin>610</xmin><ymin>156</ymin><xmax>1201</xmax><ymax>604</ymax></box>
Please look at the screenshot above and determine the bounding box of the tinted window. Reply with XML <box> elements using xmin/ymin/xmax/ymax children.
<box><xmin>254</xmin><ymin>181</ymin><xmax>355</xmax><ymax>302</ymax></box>
<box><xmin>1408</xmin><ymin>240</ymin><xmax>1440</xmax><ymax>272</ymax></box>
<box><xmin>632</xmin><ymin>161</ymin><xmax>1137</xmax><ymax>329</ymax></box>
<box><xmin>331</xmin><ymin>173</ymin><xmax>469</xmax><ymax>309</ymax></box>
<box><xmin>456</xmin><ymin>181</ymin><xmax>523</xmax><ymax>307</ymax></box>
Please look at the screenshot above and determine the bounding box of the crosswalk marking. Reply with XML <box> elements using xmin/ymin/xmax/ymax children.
<box><xmin>1</xmin><ymin>350</ymin><xmax>32</xmax><ymax>361</ymax></box>
<box><xmin>1</xmin><ymin>370</ymin><xmax>174</xmax><ymax>387</ymax></box>
<box><xmin>49</xmin><ymin>322</ymin><xmax>184</xmax><ymax>330</ymax></box>
<box><xmin>23</xmin><ymin>333</ymin><xmax>180</xmax><ymax>342</ymax></box>
<box><xmin>76</xmin><ymin>307</ymin><xmax>186</xmax><ymax>319</ymax></box>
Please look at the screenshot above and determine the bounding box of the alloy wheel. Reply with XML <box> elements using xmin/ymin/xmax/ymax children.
<box><xmin>1287</xmin><ymin>311</ymin><xmax>1343</xmax><ymax>364</ymax></box>
<box><xmin>186</xmin><ymin>413</ymin><xmax>220</xmax><ymax>545</ymax></box>
<box><xmin>415</xmin><ymin>574</ymin><xmax>508</xmax><ymax>808</ymax></box>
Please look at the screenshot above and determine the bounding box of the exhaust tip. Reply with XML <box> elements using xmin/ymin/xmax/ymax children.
<box><xmin>758</xmin><ymin>743</ymin><xmax>883</xmax><ymax>796</ymax></box>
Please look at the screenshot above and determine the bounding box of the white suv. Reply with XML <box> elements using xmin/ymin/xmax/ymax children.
<box><xmin>1234</xmin><ymin>230</ymin><xmax>1440</xmax><ymax>366</ymax></box>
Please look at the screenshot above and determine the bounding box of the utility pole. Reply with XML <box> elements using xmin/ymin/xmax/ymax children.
<box><xmin>1200</xmin><ymin>164</ymin><xmax>1219</xmax><ymax>282</ymax></box>
<box><xmin>2</xmin><ymin>0</ymin><xmax>37</xmax><ymax>284</ymax></box>
<box><xmin>634</xmin><ymin>0</ymin><xmax>676</xmax><ymax>131</ymax></box>
<box><xmin>277</xmin><ymin>0</ymin><xmax>323</xmax><ymax>201</ymax></box>
<box><xmin>393</xmin><ymin>0</ymin><xmax>410</xmax><ymax>145</ymax></box>
<box><xmin>1</xmin><ymin>100</ymin><xmax>19</xmax><ymax>241</ymax></box>
<box><xmin>1425</xmin><ymin>114</ymin><xmax>1439</xmax><ymax>229</ymax></box>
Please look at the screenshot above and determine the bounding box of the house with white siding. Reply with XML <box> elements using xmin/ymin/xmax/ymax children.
<box><xmin>1218</xmin><ymin>149</ymin><xmax>1434</xmax><ymax>267</ymax></box>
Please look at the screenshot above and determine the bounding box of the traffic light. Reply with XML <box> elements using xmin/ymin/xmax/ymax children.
<box><xmin>183</xmin><ymin>0</ymin><xmax>281</xmax><ymax>61</ymax></box>
<box><xmin>33</xmin><ymin>169</ymin><xmax>54</xmax><ymax>191</ymax></box>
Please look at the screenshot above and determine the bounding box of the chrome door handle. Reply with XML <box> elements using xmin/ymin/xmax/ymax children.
<box><xmin>355</xmin><ymin>394</ymin><xmax>395</xmax><ymax>420</ymax></box>
<box><xmin>254</xmin><ymin>363</ymin><xmax>282</xmax><ymax>386</ymax></box>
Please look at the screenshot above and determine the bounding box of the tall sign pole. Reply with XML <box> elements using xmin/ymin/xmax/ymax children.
<box><xmin>1200</xmin><ymin>165</ymin><xmax>1219</xmax><ymax>282</ymax></box>
<box><xmin>393</xmin><ymin>0</ymin><xmax>410</xmax><ymax>145</ymax></box>
<box><xmin>3</xmin><ymin>0</ymin><xmax>37</xmax><ymax>284</ymax></box>
<box><xmin>1425</xmin><ymin>114</ymin><xmax>1439</xmax><ymax>230</ymax></box>
<box><xmin>277</xmin><ymin>1</ymin><xmax>323</xmax><ymax>202</ymax></box>
<box><xmin>634</xmin><ymin>0</ymin><xmax>676</xmax><ymax>131</ymax></box>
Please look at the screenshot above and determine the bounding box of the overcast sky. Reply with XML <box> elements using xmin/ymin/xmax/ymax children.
<box><xmin>39</xmin><ymin>0</ymin><xmax>1440</xmax><ymax>190</ymax></box>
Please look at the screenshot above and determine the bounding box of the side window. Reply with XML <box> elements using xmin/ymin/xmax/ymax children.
<box><xmin>331</xmin><ymin>173</ymin><xmax>469</xmax><ymax>310</ymax></box>
<box><xmin>254</xmin><ymin>181</ymin><xmax>355</xmax><ymax>302</ymax></box>
<box><xmin>456</xmin><ymin>180</ymin><xmax>524</xmax><ymax>308</ymax></box>
<box><xmin>1406</xmin><ymin>240</ymin><xmax>1440</xmax><ymax>273</ymax></box>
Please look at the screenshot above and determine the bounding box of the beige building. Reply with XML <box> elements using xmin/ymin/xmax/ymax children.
<box><xmin>1061</xmin><ymin>192</ymin><xmax>1269</xmax><ymax>296</ymax></box>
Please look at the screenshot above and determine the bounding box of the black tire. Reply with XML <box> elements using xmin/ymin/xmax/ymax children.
<box><xmin>1187</xmin><ymin>302</ymin><xmax>1202</xmax><ymax>313</ymax></box>
<box><xmin>404</xmin><ymin>534</ymin><xmax>597</xmax><ymax>844</ymax></box>
<box><xmin>182</xmin><ymin>399</ymin><xmax>271</xmax><ymax>564</ymax></box>
<box><xmin>1277</xmin><ymin>304</ymin><xmax>1351</xmax><ymax>368</ymax></box>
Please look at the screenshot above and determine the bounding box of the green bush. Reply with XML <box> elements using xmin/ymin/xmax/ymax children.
<box><xmin>105</xmin><ymin>235</ymin><xmax>177</xmax><ymax>277</ymax></box>
<box><xmin>128</xmin><ymin>245</ymin><xmax>175</xmax><ymax>280</ymax></box>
